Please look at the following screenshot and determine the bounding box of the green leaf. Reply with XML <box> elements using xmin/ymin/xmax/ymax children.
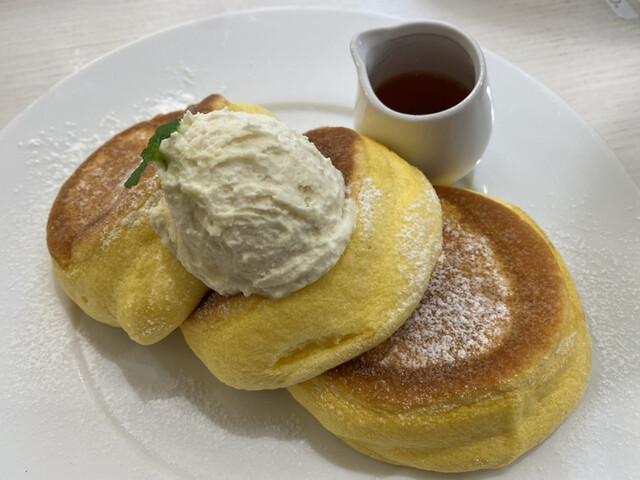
<box><xmin>124</xmin><ymin>118</ymin><xmax>181</xmax><ymax>188</ymax></box>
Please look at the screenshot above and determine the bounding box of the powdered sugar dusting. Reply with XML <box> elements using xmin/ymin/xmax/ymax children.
<box><xmin>381</xmin><ymin>211</ymin><xmax>512</xmax><ymax>368</ymax></box>
<box><xmin>3</xmin><ymin>105</ymin><xmax>139</xmax><ymax>478</ymax></box>
<box><xmin>355</xmin><ymin>177</ymin><xmax>382</xmax><ymax>241</ymax></box>
<box><xmin>536</xmin><ymin>194</ymin><xmax>640</xmax><ymax>472</ymax></box>
<box><xmin>18</xmin><ymin>119</ymin><xmax>123</xmax><ymax>198</ymax></box>
<box><xmin>131</xmin><ymin>64</ymin><xmax>203</xmax><ymax>121</ymax></box>
<box><xmin>132</xmin><ymin>91</ymin><xmax>197</xmax><ymax>122</ymax></box>
<box><xmin>393</xmin><ymin>186</ymin><xmax>442</xmax><ymax>314</ymax></box>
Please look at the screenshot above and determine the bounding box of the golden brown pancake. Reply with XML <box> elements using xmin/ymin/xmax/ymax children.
<box><xmin>46</xmin><ymin>95</ymin><xmax>271</xmax><ymax>344</ymax></box>
<box><xmin>180</xmin><ymin>128</ymin><xmax>443</xmax><ymax>390</ymax></box>
<box><xmin>288</xmin><ymin>186</ymin><xmax>591</xmax><ymax>472</ymax></box>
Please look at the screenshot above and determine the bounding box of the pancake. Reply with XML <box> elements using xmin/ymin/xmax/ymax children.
<box><xmin>47</xmin><ymin>94</ymin><xmax>272</xmax><ymax>345</ymax></box>
<box><xmin>288</xmin><ymin>186</ymin><xmax>591</xmax><ymax>472</ymax></box>
<box><xmin>180</xmin><ymin>127</ymin><xmax>443</xmax><ymax>390</ymax></box>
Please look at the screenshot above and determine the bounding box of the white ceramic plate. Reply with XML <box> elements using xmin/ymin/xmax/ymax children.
<box><xmin>1</xmin><ymin>8</ymin><xmax>638</xmax><ymax>480</ymax></box>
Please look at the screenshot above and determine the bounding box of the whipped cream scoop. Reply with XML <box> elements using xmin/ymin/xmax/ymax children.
<box><xmin>150</xmin><ymin>110</ymin><xmax>356</xmax><ymax>299</ymax></box>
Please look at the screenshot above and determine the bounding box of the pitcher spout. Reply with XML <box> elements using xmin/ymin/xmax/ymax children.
<box><xmin>349</xmin><ymin>21</ymin><xmax>493</xmax><ymax>186</ymax></box>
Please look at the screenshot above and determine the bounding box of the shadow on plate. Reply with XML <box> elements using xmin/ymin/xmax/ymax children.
<box><xmin>54</xmin><ymin>275</ymin><xmax>524</xmax><ymax>479</ymax></box>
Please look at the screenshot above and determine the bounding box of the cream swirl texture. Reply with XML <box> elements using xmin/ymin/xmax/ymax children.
<box><xmin>150</xmin><ymin>110</ymin><xmax>356</xmax><ymax>299</ymax></box>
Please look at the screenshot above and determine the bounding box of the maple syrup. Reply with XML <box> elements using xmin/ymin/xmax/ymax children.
<box><xmin>374</xmin><ymin>71</ymin><xmax>471</xmax><ymax>115</ymax></box>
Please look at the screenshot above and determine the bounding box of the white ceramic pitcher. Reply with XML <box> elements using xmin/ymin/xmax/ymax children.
<box><xmin>351</xmin><ymin>21</ymin><xmax>493</xmax><ymax>185</ymax></box>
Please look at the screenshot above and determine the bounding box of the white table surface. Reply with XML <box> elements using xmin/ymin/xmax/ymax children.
<box><xmin>2</xmin><ymin>0</ymin><xmax>639</xmax><ymax>188</ymax></box>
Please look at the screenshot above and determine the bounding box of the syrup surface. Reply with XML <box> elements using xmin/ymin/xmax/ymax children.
<box><xmin>374</xmin><ymin>71</ymin><xmax>471</xmax><ymax>115</ymax></box>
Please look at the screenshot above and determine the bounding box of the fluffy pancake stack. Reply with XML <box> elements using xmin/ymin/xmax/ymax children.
<box><xmin>180</xmin><ymin>126</ymin><xmax>443</xmax><ymax>389</ymax></box>
<box><xmin>46</xmin><ymin>95</ymin><xmax>443</xmax><ymax>379</ymax></box>
<box><xmin>47</xmin><ymin>94</ymin><xmax>590</xmax><ymax>472</ymax></box>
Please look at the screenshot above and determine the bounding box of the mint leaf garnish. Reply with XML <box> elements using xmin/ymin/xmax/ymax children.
<box><xmin>124</xmin><ymin>118</ymin><xmax>181</xmax><ymax>188</ymax></box>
